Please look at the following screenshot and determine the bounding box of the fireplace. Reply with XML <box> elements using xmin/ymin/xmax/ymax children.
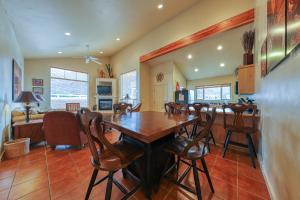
<box><xmin>98</xmin><ymin>98</ymin><xmax>113</xmax><ymax>111</ymax></box>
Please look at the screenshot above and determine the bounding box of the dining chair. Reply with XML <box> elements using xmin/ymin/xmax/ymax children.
<box><xmin>129</xmin><ymin>103</ymin><xmax>142</xmax><ymax>112</ymax></box>
<box><xmin>190</xmin><ymin>103</ymin><xmax>217</xmax><ymax>148</ymax></box>
<box><xmin>78</xmin><ymin>109</ymin><xmax>144</xmax><ymax>200</ymax></box>
<box><xmin>165</xmin><ymin>102</ymin><xmax>190</xmax><ymax>137</ymax></box>
<box><xmin>164</xmin><ymin>102</ymin><xmax>176</xmax><ymax>113</ymax></box>
<box><xmin>222</xmin><ymin>103</ymin><xmax>257</xmax><ymax>168</ymax></box>
<box><xmin>163</xmin><ymin>112</ymin><xmax>214</xmax><ymax>200</ymax></box>
<box><xmin>66</xmin><ymin>103</ymin><xmax>80</xmax><ymax>112</ymax></box>
<box><xmin>113</xmin><ymin>102</ymin><xmax>132</xmax><ymax>114</ymax></box>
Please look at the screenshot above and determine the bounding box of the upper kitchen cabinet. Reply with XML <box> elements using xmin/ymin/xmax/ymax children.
<box><xmin>238</xmin><ymin>64</ymin><xmax>255</xmax><ymax>94</ymax></box>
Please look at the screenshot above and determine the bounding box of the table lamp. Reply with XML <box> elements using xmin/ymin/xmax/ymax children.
<box><xmin>15</xmin><ymin>91</ymin><xmax>39</xmax><ymax>122</ymax></box>
<box><xmin>34</xmin><ymin>94</ymin><xmax>45</xmax><ymax>107</ymax></box>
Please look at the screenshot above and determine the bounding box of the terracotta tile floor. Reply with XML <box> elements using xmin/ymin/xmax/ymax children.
<box><xmin>0</xmin><ymin>132</ymin><xmax>270</xmax><ymax>200</ymax></box>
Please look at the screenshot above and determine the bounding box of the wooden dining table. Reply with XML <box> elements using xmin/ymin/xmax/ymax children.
<box><xmin>103</xmin><ymin>111</ymin><xmax>198</xmax><ymax>199</ymax></box>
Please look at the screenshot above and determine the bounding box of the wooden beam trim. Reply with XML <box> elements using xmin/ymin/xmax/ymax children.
<box><xmin>140</xmin><ymin>9</ymin><xmax>254</xmax><ymax>63</ymax></box>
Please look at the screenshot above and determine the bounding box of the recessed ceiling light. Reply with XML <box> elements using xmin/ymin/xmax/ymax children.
<box><xmin>157</xmin><ymin>4</ymin><xmax>164</xmax><ymax>9</ymax></box>
<box><xmin>116</xmin><ymin>38</ymin><xmax>120</xmax><ymax>41</ymax></box>
<box><xmin>57</xmin><ymin>51</ymin><xmax>63</xmax><ymax>54</ymax></box>
<box><xmin>194</xmin><ymin>68</ymin><xmax>199</xmax><ymax>72</ymax></box>
<box><xmin>99</xmin><ymin>51</ymin><xmax>103</xmax><ymax>54</ymax></box>
<box><xmin>187</xmin><ymin>54</ymin><xmax>192</xmax><ymax>59</ymax></box>
<box><xmin>220</xmin><ymin>63</ymin><xmax>225</xmax><ymax>67</ymax></box>
<box><xmin>217</xmin><ymin>45</ymin><xmax>223</xmax><ymax>50</ymax></box>
<box><xmin>64</xmin><ymin>32</ymin><xmax>71</xmax><ymax>36</ymax></box>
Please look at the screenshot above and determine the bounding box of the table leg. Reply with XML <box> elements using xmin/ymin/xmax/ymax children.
<box><xmin>145</xmin><ymin>143</ymin><xmax>152</xmax><ymax>199</ymax></box>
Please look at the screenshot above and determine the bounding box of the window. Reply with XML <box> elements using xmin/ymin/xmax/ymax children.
<box><xmin>189</xmin><ymin>90</ymin><xmax>195</xmax><ymax>101</ymax></box>
<box><xmin>50</xmin><ymin>68</ymin><xmax>88</xmax><ymax>109</ymax></box>
<box><xmin>120</xmin><ymin>70</ymin><xmax>137</xmax><ymax>102</ymax></box>
<box><xmin>196</xmin><ymin>85</ymin><xmax>231</xmax><ymax>100</ymax></box>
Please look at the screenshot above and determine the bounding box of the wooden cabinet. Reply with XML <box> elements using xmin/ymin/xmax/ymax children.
<box><xmin>13</xmin><ymin>119</ymin><xmax>44</xmax><ymax>143</ymax></box>
<box><xmin>238</xmin><ymin>64</ymin><xmax>255</xmax><ymax>94</ymax></box>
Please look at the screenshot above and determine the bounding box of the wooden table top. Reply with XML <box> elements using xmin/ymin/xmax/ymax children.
<box><xmin>103</xmin><ymin>111</ymin><xmax>198</xmax><ymax>143</ymax></box>
<box><xmin>13</xmin><ymin>119</ymin><xmax>44</xmax><ymax>127</ymax></box>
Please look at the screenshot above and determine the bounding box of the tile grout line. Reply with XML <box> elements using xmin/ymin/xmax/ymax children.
<box><xmin>237</xmin><ymin>154</ymin><xmax>239</xmax><ymax>200</ymax></box>
<box><xmin>44</xmin><ymin>144</ymin><xmax>53</xmax><ymax>200</ymax></box>
<box><xmin>6</xmin><ymin>157</ymin><xmax>21</xmax><ymax>200</ymax></box>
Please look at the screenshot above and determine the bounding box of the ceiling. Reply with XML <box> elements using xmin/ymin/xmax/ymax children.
<box><xmin>146</xmin><ymin>23</ymin><xmax>254</xmax><ymax>80</ymax></box>
<box><xmin>2</xmin><ymin>0</ymin><xmax>199</xmax><ymax>59</ymax></box>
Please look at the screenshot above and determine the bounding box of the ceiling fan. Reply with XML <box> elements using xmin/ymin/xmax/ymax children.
<box><xmin>73</xmin><ymin>44</ymin><xmax>101</xmax><ymax>65</ymax></box>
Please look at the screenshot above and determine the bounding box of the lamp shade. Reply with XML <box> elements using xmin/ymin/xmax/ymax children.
<box><xmin>14</xmin><ymin>91</ymin><xmax>39</xmax><ymax>103</ymax></box>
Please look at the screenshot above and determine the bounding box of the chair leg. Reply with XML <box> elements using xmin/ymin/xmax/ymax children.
<box><xmin>246</xmin><ymin>134</ymin><xmax>256</xmax><ymax>168</ymax></box>
<box><xmin>222</xmin><ymin>131</ymin><xmax>232</xmax><ymax>157</ymax></box>
<box><xmin>105</xmin><ymin>172</ymin><xmax>114</xmax><ymax>200</ymax></box>
<box><xmin>223</xmin><ymin>132</ymin><xmax>229</xmax><ymax>148</ymax></box>
<box><xmin>248</xmin><ymin>134</ymin><xmax>257</xmax><ymax>158</ymax></box>
<box><xmin>177</xmin><ymin>156</ymin><xmax>181</xmax><ymax>172</ymax></box>
<box><xmin>192</xmin><ymin>160</ymin><xmax>202</xmax><ymax>200</ymax></box>
<box><xmin>210</xmin><ymin>130</ymin><xmax>216</xmax><ymax>146</ymax></box>
<box><xmin>122</xmin><ymin>169</ymin><xmax>127</xmax><ymax>179</ymax></box>
<box><xmin>118</xmin><ymin>133</ymin><xmax>123</xmax><ymax>141</ymax></box>
<box><xmin>85</xmin><ymin>169</ymin><xmax>99</xmax><ymax>200</ymax></box>
<box><xmin>184</xmin><ymin>126</ymin><xmax>189</xmax><ymax>138</ymax></box>
<box><xmin>200</xmin><ymin>158</ymin><xmax>214</xmax><ymax>193</ymax></box>
<box><xmin>191</xmin><ymin>124</ymin><xmax>197</xmax><ymax>139</ymax></box>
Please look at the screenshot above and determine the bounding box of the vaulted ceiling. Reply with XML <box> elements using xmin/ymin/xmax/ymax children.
<box><xmin>146</xmin><ymin>23</ymin><xmax>254</xmax><ymax>80</ymax></box>
<box><xmin>2</xmin><ymin>0</ymin><xmax>199</xmax><ymax>58</ymax></box>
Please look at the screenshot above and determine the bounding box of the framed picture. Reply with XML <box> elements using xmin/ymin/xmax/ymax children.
<box><xmin>32</xmin><ymin>79</ymin><xmax>43</xmax><ymax>86</ymax></box>
<box><xmin>261</xmin><ymin>38</ymin><xmax>268</xmax><ymax>77</ymax></box>
<box><xmin>267</xmin><ymin>0</ymin><xmax>286</xmax><ymax>72</ymax></box>
<box><xmin>32</xmin><ymin>87</ymin><xmax>43</xmax><ymax>95</ymax></box>
<box><xmin>287</xmin><ymin>0</ymin><xmax>300</xmax><ymax>53</ymax></box>
<box><xmin>12</xmin><ymin>59</ymin><xmax>22</xmax><ymax>101</ymax></box>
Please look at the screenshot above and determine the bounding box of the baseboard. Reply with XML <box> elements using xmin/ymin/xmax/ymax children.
<box><xmin>258</xmin><ymin>155</ymin><xmax>276</xmax><ymax>200</ymax></box>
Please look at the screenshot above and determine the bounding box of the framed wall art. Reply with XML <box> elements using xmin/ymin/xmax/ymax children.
<box><xmin>32</xmin><ymin>79</ymin><xmax>43</xmax><ymax>86</ymax></box>
<box><xmin>32</xmin><ymin>87</ymin><xmax>43</xmax><ymax>95</ymax></box>
<box><xmin>261</xmin><ymin>38</ymin><xmax>268</xmax><ymax>77</ymax></box>
<box><xmin>267</xmin><ymin>0</ymin><xmax>286</xmax><ymax>72</ymax></box>
<box><xmin>287</xmin><ymin>0</ymin><xmax>300</xmax><ymax>54</ymax></box>
<box><xmin>12</xmin><ymin>59</ymin><xmax>22</xmax><ymax>101</ymax></box>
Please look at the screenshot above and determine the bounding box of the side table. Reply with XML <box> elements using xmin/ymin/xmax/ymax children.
<box><xmin>13</xmin><ymin>119</ymin><xmax>44</xmax><ymax>143</ymax></box>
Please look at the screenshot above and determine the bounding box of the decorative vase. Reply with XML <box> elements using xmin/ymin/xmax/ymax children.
<box><xmin>243</xmin><ymin>53</ymin><xmax>253</xmax><ymax>65</ymax></box>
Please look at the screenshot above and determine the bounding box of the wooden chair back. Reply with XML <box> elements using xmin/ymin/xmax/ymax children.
<box><xmin>165</xmin><ymin>102</ymin><xmax>176</xmax><ymax>113</ymax></box>
<box><xmin>130</xmin><ymin>103</ymin><xmax>142</xmax><ymax>112</ymax></box>
<box><xmin>207</xmin><ymin>107</ymin><xmax>217</xmax><ymax>131</ymax></box>
<box><xmin>113</xmin><ymin>102</ymin><xmax>132</xmax><ymax>114</ymax></box>
<box><xmin>181</xmin><ymin>113</ymin><xmax>212</xmax><ymax>157</ymax></box>
<box><xmin>190</xmin><ymin>103</ymin><xmax>209</xmax><ymax>124</ymax></box>
<box><xmin>78</xmin><ymin>109</ymin><xmax>127</xmax><ymax>167</ymax></box>
<box><xmin>222</xmin><ymin>103</ymin><xmax>257</xmax><ymax>131</ymax></box>
<box><xmin>165</xmin><ymin>102</ymin><xmax>188</xmax><ymax>114</ymax></box>
<box><xmin>66</xmin><ymin>103</ymin><xmax>80</xmax><ymax>112</ymax></box>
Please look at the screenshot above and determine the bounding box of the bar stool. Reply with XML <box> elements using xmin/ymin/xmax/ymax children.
<box><xmin>222</xmin><ymin>103</ymin><xmax>258</xmax><ymax>168</ymax></box>
<box><xmin>165</xmin><ymin>102</ymin><xmax>190</xmax><ymax>137</ymax></box>
<box><xmin>163</xmin><ymin>111</ymin><xmax>215</xmax><ymax>200</ymax></box>
<box><xmin>78</xmin><ymin>109</ymin><xmax>144</xmax><ymax>200</ymax></box>
<box><xmin>113</xmin><ymin>102</ymin><xmax>132</xmax><ymax>114</ymax></box>
<box><xmin>189</xmin><ymin>103</ymin><xmax>216</xmax><ymax>147</ymax></box>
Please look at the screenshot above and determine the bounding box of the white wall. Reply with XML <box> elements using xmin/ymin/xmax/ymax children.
<box><xmin>255</xmin><ymin>1</ymin><xmax>300</xmax><ymax>199</ymax></box>
<box><xmin>111</xmin><ymin>0</ymin><xmax>254</xmax><ymax>108</ymax></box>
<box><xmin>173</xmin><ymin>63</ymin><xmax>187</xmax><ymax>90</ymax></box>
<box><xmin>0</xmin><ymin>1</ymin><xmax>24</xmax><ymax>154</ymax></box>
<box><xmin>24</xmin><ymin>57</ymin><xmax>110</xmax><ymax>109</ymax></box>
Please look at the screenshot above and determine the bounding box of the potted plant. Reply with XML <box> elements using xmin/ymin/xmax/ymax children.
<box><xmin>105</xmin><ymin>64</ymin><xmax>113</xmax><ymax>78</ymax></box>
<box><xmin>242</xmin><ymin>29</ymin><xmax>255</xmax><ymax>65</ymax></box>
